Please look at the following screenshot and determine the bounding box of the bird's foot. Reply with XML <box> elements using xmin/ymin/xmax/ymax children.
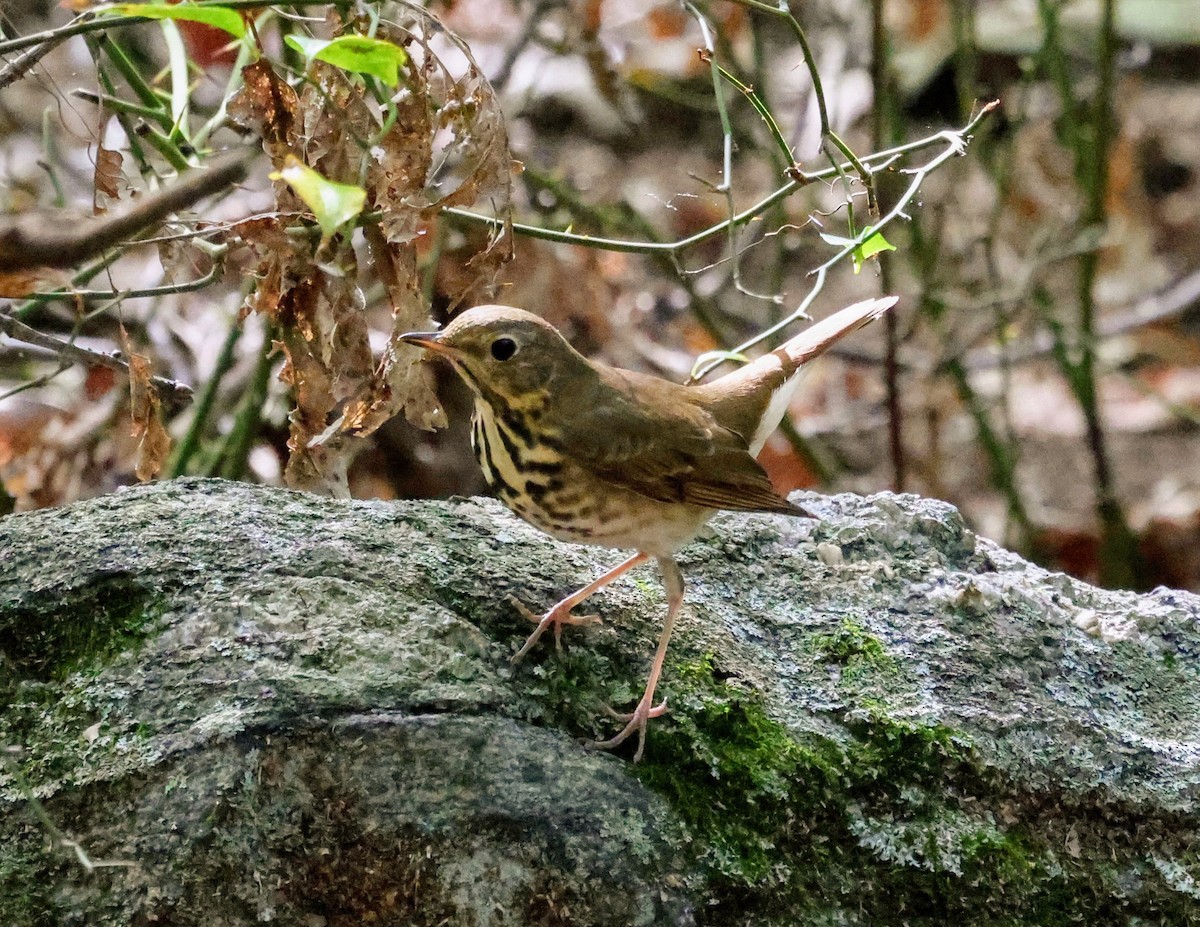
<box><xmin>508</xmin><ymin>594</ymin><xmax>601</xmax><ymax>663</ymax></box>
<box><xmin>591</xmin><ymin>695</ymin><xmax>669</xmax><ymax>762</ymax></box>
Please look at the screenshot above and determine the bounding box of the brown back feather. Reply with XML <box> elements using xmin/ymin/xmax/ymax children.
<box><xmin>552</xmin><ymin>297</ymin><xmax>896</xmax><ymax>516</ymax></box>
<box><xmin>559</xmin><ymin>365</ymin><xmax>806</xmax><ymax>515</ymax></box>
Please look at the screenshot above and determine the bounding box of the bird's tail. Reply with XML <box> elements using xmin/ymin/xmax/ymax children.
<box><xmin>701</xmin><ymin>295</ymin><xmax>898</xmax><ymax>456</ymax></box>
<box><xmin>777</xmin><ymin>296</ymin><xmax>898</xmax><ymax>369</ymax></box>
<box><xmin>755</xmin><ymin>295</ymin><xmax>898</xmax><ymax>451</ymax></box>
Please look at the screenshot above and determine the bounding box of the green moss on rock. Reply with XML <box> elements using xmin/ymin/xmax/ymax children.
<box><xmin>0</xmin><ymin>574</ymin><xmax>158</xmax><ymax>682</ymax></box>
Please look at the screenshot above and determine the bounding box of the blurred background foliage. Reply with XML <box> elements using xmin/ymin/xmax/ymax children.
<box><xmin>1</xmin><ymin>0</ymin><xmax>1198</xmax><ymax>591</ymax></box>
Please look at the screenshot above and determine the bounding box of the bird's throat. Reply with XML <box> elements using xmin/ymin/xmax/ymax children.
<box><xmin>471</xmin><ymin>398</ymin><xmax>562</xmax><ymax>502</ymax></box>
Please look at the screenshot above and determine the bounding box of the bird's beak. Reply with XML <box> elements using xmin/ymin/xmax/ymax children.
<box><xmin>399</xmin><ymin>329</ymin><xmax>455</xmax><ymax>357</ymax></box>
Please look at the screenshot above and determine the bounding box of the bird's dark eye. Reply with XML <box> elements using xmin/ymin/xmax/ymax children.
<box><xmin>490</xmin><ymin>337</ymin><xmax>518</xmax><ymax>361</ymax></box>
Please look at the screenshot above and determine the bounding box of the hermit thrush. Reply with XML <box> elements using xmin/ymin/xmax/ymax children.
<box><xmin>401</xmin><ymin>295</ymin><xmax>897</xmax><ymax>760</ymax></box>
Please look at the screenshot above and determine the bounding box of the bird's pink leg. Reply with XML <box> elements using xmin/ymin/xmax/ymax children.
<box><xmin>591</xmin><ymin>556</ymin><xmax>683</xmax><ymax>762</ymax></box>
<box><xmin>510</xmin><ymin>551</ymin><xmax>651</xmax><ymax>663</ymax></box>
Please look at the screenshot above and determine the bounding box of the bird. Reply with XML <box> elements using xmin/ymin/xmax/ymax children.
<box><xmin>400</xmin><ymin>295</ymin><xmax>897</xmax><ymax>760</ymax></box>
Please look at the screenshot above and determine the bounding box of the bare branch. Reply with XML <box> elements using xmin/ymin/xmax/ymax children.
<box><xmin>0</xmin><ymin>148</ymin><xmax>257</xmax><ymax>272</ymax></box>
<box><xmin>445</xmin><ymin>107</ymin><xmax>996</xmax><ymax>258</ymax></box>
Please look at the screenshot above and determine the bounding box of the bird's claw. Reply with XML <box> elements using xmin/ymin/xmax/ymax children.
<box><xmin>507</xmin><ymin>594</ymin><xmax>600</xmax><ymax>629</ymax></box>
<box><xmin>592</xmin><ymin>696</ymin><xmax>669</xmax><ymax>762</ymax></box>
<box><xmin>507</xmin><ymin>594</ymin><xmax>601</xmax><ymax>663</ymax></box>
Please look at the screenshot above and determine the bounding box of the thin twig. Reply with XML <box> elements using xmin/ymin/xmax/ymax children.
<box><xmin>0</xmin><ymin>312</ymin><xmax>193</xmax><ymax>409</ymax></box>
<box><xmin>0</xmin><ymin>32</ymin><xmax>59</xmax><ymax>90</ymax></box>
<box><xmin>491</xmin><ymin>0</ymin><xmax>562</xmax><ymax>90</ymax></box>
<box><xmin>73</xmin><ymin>88</ymin><xmax>177</xmax><ymax>128</ymax></box>
<box><xmin>1068</xmin><ymin>0</ymin><xmax>1142</xmax><ymax>586</ymax></box>
<box><xmin>15</xmin><ymin>259</ymin><xmax>227</xmax><ymax>302</ymax></box>
<box><xmin>964</xmin><ymin>268</ymin><xmax>1200</xmax><ymax>371</ymax></box>
<box><xmin>871</xmin><ymin>0</ymin><xmax>905</xmax><ymax>490</ymax></box>
<box><xmin>688</xmin><ymin>3</ymin><xmax>777</xmax><ymax>304</ymax></box>
<box><xmin>727</xmin><ymin>0</ymin><xmax>876</xmax><ymax>213</ymax></box>
<box><xmin>1</xmin><ymin>748</ymin><xmax>134</xmax><ymax>871</ymax></box>
<box><xmin>448</xmin><ymin>108</ymin><xmax>994</xmax><ymax>258</ymax></box>
<box><xmin>168</xmin><ymin>311</ymin><xmax>244</xmax><ymax>477</ymax></box>
<box><xmin>688</xmin><ymin>104</ymin><xmax>997</xmax><ymax>384</ymax></box>
<box><xmin>215</xmin><ymin>322</ymin><xmax>276</xmax><ymax>480</ymax></box>
<box><xmin>0</xmin><ymin>10</ymin><xmax>112</xmax><ymax>57</ymax></box>
<box><xmin>715</xmin><ymin>63</ymin><xmax>794</xmax><ymax>169</ymax></box>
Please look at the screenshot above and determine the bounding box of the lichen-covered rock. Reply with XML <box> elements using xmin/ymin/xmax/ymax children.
<box><xmin>1</xmin><ymin>478</ymin><xmax>1198</xmax><ymax>925</ymax></box>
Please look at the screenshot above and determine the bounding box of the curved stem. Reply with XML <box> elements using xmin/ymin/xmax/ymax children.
<box><xmin>445</xmin><ymin>107</ymin><xmax>994</xmax><ymax>259</ymax></box>
<box><xmin>688</xmin><ymin>107</ymin><xmax>996</xmax><ymax>383</ymax></box>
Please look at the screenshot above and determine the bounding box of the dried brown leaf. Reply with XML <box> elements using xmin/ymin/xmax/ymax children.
<box><xmin>228</xmin><ymin>59</ymin><xmax>301</xmax><ymax>167</ymax></box>
<box><xmin>0</xmin><ymin>268</ymin><xmax>63</xmax><ymax>297</ymax></box>
<box><xmin>339</xmin><ymin>223</ymin><xmax>446</xmax><ymax>436</ymax></box>
<box><xmin>233</xmin><ymin>216</ymin><xmax>310</xmax><ymax>321</ymax></box>
<box><xmin>271</xmin><ymin>259</ymin><xmax>375</xmax><ymax>490</ymax></box>
<box><xmin>364</xmin><ymin>40</ymin><xmax>434</xmax><ymax>246</ymax></box>
<box><xmin>329</xmin><ymin>9</ymin><xmax>514</xmax><ymax>440</ymax></box>
<box><xmin>299</xmin><ymin>61</ymin><xmax>376</xmax><ymax>181</ymax></box>
<box><xmin>227</xmin><ymin>215</ymin><xmax>296</xmax><ymax>253</ymax></box>
<box><xmin>229</xmin><ymin>5</ymin><xmax>516</xmax><ymax>481</ymax></box>
<box><xmin>284</xmin><ymin>430</ymin><xmax>355</xmax><ymax>497</ymax></box>
<box><xmin>119</xmin><ymin>326</ymin><xmax>171</xmax><ymax>481</ymax></box>
<box><xmin>233</xmin><ymin>55</ymin><xmax>380</xmax><ymax>486</ymax></box>
<box><xmin>84</xmin><ymin>364</ymin><xmax>118</xmax><ymax>401</ymax></box>
<box><xmin>647</xmin><ymin>4</ymin><xmax>688</xmax><ymax>39</ymax></box>
<box><xmin>156</xmin><ymin>235</ymin><xmax>208</xmax><ymax>286</ymax></box>
<box><xmin>93</xmin><ymin>146</ymin><xmax>123</xmax><ymax>211</ymax></box>
<box><xmin>369</xmin><ymin>18</ymin><xmax>515</xmax><ymax>305</ymax></box>
<box><xmin>277</xmin><ymin>283</ymin><xmax>336</xmax><ymax>443</ymax></box>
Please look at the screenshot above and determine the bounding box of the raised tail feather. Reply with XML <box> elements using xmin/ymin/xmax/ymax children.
<box><xmin>778</xmin><ymin>296</ymin><xmax>899</xmax><ymax>368</ymax></box>
<box><xmin>754</xmin><ymin>295</ymin><xmax>897</xmax><ymax>452</ymax></box>
<box><xmin>700</xmin><ymin>296</ymin><xmax>898</xmax><ymax>455</ymax></box>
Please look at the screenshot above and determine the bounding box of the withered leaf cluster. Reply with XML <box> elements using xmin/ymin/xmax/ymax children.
<box><xmin>227</xmin><ymin>3</ymin><xmax>514</xmax><ymax>493</ymax></box>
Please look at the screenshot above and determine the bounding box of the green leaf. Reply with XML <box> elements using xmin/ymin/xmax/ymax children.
<box><xmin>107</xmin><ymin>3</ymin><xmax>246</xmax><ymax>38</ymax></box>
<box><xmin>270</xmin><ymin>156</ymin><xmax>366</xmax><ymax>239</ymax></box>
<box><xmin>285</xmin><ymin>34</ymin><xmax>407</xmax><ymax>87</ymax></box>
<box><xmin>820</xmin><ymin>226</ymin><xmax>897</xmax><ymax>274</ymax></box>
<box><xmin>854</xmin><ymin>229</ymin><xmax>897</xmax><ymax>272</ymax></box>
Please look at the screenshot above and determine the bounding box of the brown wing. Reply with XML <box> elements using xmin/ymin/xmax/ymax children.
<box><xmin>561</xmin><ymin>365</ymin><xmax>809</xmax><ymax>516</ymax></box>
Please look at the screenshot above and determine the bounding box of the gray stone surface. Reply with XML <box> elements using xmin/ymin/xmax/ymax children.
<box><xmin>1</xmin><ymin>477</ymin><xmax>1198</xmax><ymax>925</ymax></box>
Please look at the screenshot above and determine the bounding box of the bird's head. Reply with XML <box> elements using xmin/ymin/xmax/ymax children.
<box><xmin>400</xmin><ymin>305</ymin><xmax>591</xmax><ymax>407</ymax></box>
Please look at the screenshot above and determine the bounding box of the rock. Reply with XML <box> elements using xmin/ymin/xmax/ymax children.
<box><xmin>1</xmin><ymin>478</ymin><xmax>1198</xmax><ymax>925</ymax></box>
